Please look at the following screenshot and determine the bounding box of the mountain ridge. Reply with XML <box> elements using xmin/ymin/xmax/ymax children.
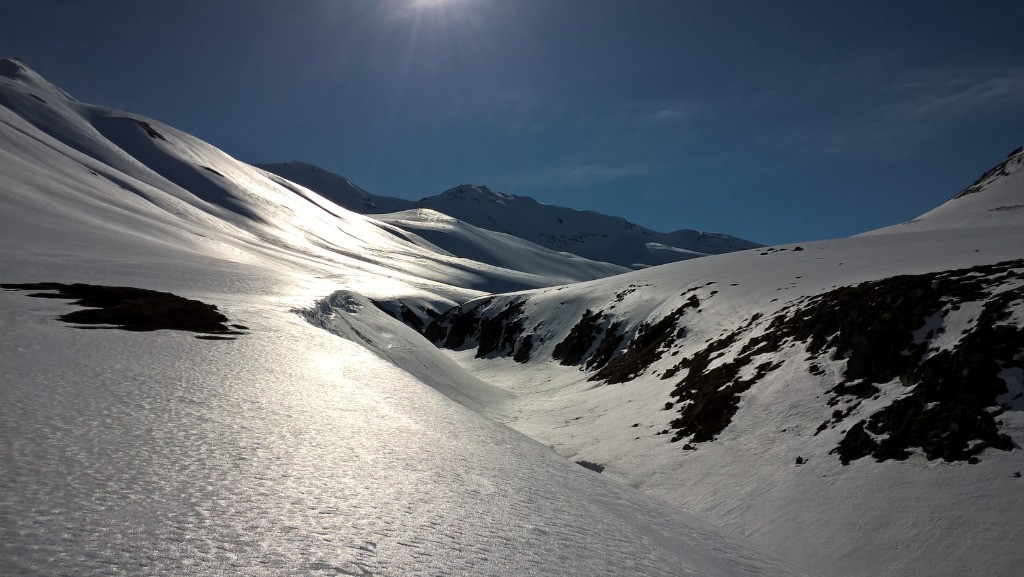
<box><xmin>258</xmin><ymin>162</ymin><xmax>762</xmax><ymax>269</ymax></box>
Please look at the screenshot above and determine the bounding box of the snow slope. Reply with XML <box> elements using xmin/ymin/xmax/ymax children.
<box><xmin>257</xmin><ymin>160</ymin><xmax>414</xmax><ymax>213</ymax></box>
<box><xmin>870</xmin><ymin>145</ymin><xmax>1024</xmax><ymax>234</ymax></box>
<box><xmin>258</xmin><ymin>162</ymin><xmax>761</xmax><ymax>268</ymax></box>
<box><xmin>0</xmin><ymin>58</ymin><xmax>812</xmax><ymax>576</ymax></box>
<box><xmin>0</xmin><ymin>58</ymin><xmax>631</xmax><ymax>307</ymax></box>
<box><xmin>372</xmin><ymin>208</ymin><xmax>630</xmax><ymax>284</ymax></box>
<box><xmin>416</xmin><ymin>149</ymin><xmax>1024</xmax><ymax>577</ymax></box>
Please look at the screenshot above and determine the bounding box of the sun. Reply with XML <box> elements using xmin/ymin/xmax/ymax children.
<box><xmin>408</xmin><ymin>0</ymin><xmax>475</xmax><ymax>9</ymax></box>
<box><xmin>410</xmin><ymin>0</ymin><xmax>453</xmax><ymax>7</ymax></box>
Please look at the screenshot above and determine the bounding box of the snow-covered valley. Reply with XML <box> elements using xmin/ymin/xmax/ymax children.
<box><xmin>3</xmin><ymin>56</ymin><xmax>1023</xmax><ymax>577</ymax></box>
<box><xmin>0</xmin><ymin>57</ymin><xmax>811</xmax><ymax>576</ymax></box>
<box><xmin>2</xmin><ymin>255</ymin><xmax>812</xmax><ymax>577</ymax></box>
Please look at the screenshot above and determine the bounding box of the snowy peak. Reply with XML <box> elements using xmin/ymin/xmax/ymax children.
<box><xmin>869</xmin><ymin>145</ymin><xmax>1024</xmax><ymax>234</ymax></box>
<box><xmin>415</xmin><ymin>184</ymin><xmax>761</xmax><ymax>268</ymax></box>
<box><xmin>952</xmin><ymin>145</ymin><xmax>1023</xmax><ymax>200</ymax></box>
<box><xmin>0</xmin><ymin>57</ymin><xmax>27</xmax><ymax>80</ymax></box>
<box><xmin>435</xmin><ymin>184</ymin><xmax>522</xmax><ymax>205</ymax></box>
<box><xmin>0</xmin><ymin>57</ymin><xmax>76</xmax><ymax>101</ymax></box>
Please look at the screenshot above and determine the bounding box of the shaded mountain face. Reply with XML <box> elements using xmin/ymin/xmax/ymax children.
<box><xmin>257</xmin><ymin>164</ymin><xmax>762</xmax><ymax>268</ymax></box>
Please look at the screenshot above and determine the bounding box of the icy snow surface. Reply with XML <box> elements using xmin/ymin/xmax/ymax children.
<box><xmin>1</xmin><ymin>59</ymin><xmax>809</xmax><ymax>576</ymax></box>
<box><xmin>0</xmin><ymin>258</ymin><xmax>807</xmax><ymax>577</ymax></box>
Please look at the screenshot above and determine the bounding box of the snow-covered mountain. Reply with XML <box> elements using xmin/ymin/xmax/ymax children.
<box><xmin>5</xmin><ymin>57</ymin><xmax>1023</xmax><ymax>577</ymax></box>
<box><xmin>400</xmin><ymin>149</ymin><xmax>1024</xmax><ymax>577</ymax></box>
<box><xmin>256</xmin><ymin>160</ymin><xmax>413</xmax><ymax>214</ymax></box>
<box><xmin>0</xmin><ymin>58</ymin><xmax>812</xmax><ymax>576</ymax></box>
<box><xmin>259</xmin><ymin>162</ymin><xmax>761</xmax><ymax>268</ymax></box>
<box><xmin>868</xmin><ymin>145</ymin><xmax>1024</xmax><ymax>234</ymax></box>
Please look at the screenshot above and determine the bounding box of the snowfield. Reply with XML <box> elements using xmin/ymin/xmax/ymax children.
<box><xmin>1</xmin><ymin>58</ymin><xmax>811</xmax><ymax>576</ymax></box>
<box><xmin>3</xmin><ymin>56</ymin><xmax>1023</xmax><ymax>577</ymax></box>
<box><xmin>0</xmin><ymin>257</ymin><xmax>809</xmax><ymax>577</ymax></box>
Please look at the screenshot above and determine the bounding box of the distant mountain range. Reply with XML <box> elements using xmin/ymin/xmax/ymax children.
<box><xmin>259</xmin><ymin>161</ymin><xmax>761</xmax><ymax>268</ymax></box>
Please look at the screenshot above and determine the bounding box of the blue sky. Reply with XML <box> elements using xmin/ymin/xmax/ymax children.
<box><xmin>3</xmin><ymin>0</ymin><xmax>1023</xmax><ymax>245</ymax></box>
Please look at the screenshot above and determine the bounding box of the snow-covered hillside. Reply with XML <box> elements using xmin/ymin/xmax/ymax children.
<box><xmin>409</xmin><ymin>149</ymin><xmax>1024</xmax><ymax>577</ymax></box>
<box><xmin>259</xmin><ymin>162</ymin><xmax>761</xmax><ymax>268</ymax></box>
<box><xmin>1</xmin><ymin>58</ymin><xmax>812</xmax><ymax>576</ymax></box>
<box><xmin>372</xmin><ymin>208</ymin><xmax>630</xmax><ymax>284</ymax></box>
<box><xmin>869</xmin><ymin>145</ymin><xmax>1024</xmax><ymax>234</ymax></box>
<box><xmin>256</xmin><ymin>160</ymin><xmax>414</xmax><ymax>214</ymax></box>
<box><xmin>0</xmin><ymin>58</ymin><xmax>634</xmax><ymax>309</ymax></box>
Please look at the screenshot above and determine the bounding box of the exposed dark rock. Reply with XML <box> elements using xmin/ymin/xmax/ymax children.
<box><xmin>475</xmin><ymin>301</ymin><xmax>527</xmax><ymax>358</ymax></box>
<box><xmin>575</xmin><ymin>460</ymin><xmax>604</xmax><ymax>473</ymax></box>
<box><xmin>424</xmin><ymin>298</ymin><xmax>493</xmax><ymax>348</ymax></box>
<box><xmin>552</xmin><ymin>309</ymin><xmax>605</xmax><ymax>366</ymax></box>
<box><xmin>399</xmin><ymin>306</ymin><xmax>425</xmax><ymax>332</ymax></box>
<box><xmin>832</xmin><ymin>422</ymin><xmax>876</xmax><ymax>465</ymax></box>
<box><xmin>659</xmin><ymin>260</ymin><xmax>1022</xmax><ymax>465</ymax></box>
<box><xmin>513</xmin><ymin>334</ymin><xmax>534</xmax><ymax>363</ymax></box>
<box><xmin>200</xmin><ymin>165</ymin><xmax>224</xmax><ymax>177</ymax></box>
<box><xmin>424</xmin><ymin>298</ymin><xmax>529</xmax><ymax>360</ymax></box>
<box><xmin>799</xmin><ymin>262</ymin><xmax>1022</xmax><ymax>463</ymax></box>
<box><xmin>592</xmin><ymin>295</ymin><xmax>700</xmax><ymax>384</ymax></box>
<box><xmin>1</xmin><ymin>282</ymin><xmax>245</xmax><ymax>339</ymax></box>
<box><xmin>370</xmin><ymin>299</ymin><xmax>435</xmax><ymax>334</ymax></box>
<box><xmin>134</xmin><ymin>119</ymin><xmax>166</xmax><ymax>141</ymax></box>
<box><xmin>585</xmin><ymin>320</ymin><xmax>625</xmax><ymax>370</ymax></box>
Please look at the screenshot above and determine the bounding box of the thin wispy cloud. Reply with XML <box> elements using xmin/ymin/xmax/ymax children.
<box><xmin>881</xmin><ymin>65</ymin><xmax>1024</xmax><ymax>120</ymax></box>
<box><xmin>673</xmin><ymin>60</ymin><xmax>1024</xmax><ymax>162</ymax></box>
<box><xmin>644</xmin><ymin>101</ymin><xmax>700</xmax><ymax>123</ymax></box>
<box><xmin>508</xmin><ymin>163</ymin><xmax>649</xmax><ymax>188</ymax></box>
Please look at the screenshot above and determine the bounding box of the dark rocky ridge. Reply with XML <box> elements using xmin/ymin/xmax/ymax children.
<box><xmin>552</xmin><ymin>309</ymin><xmax>618</xmax><ymax>367</ymax></box>
<box><xmin>593</xmin><ymin>294</ymin><xmax>700</xmax><ymax>384</ymax></box>
<box><xmin>656</xmin><ymin>260</ymin><xmax>1023</xmax><ymax>464</ymax></box>
<box><xmin>424</xmin><ymin>259</ymin><xmax>1022</xmax><ymax>466</ymax></box>
<box><xmin>370</xmin><ymin>299</ymin><xmax>440</xmax><ymax>334</ymax></box>
<box><xmin>424</xmin><ymin>298</ymin><xmax>533</xmax><ymax>361</ymax></box>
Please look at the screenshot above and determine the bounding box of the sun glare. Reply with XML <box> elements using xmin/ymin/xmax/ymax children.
<box><xmin>410</xmin><ymin>0</ymin><xmax>452</xmax><ymax>7</ymax></box>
